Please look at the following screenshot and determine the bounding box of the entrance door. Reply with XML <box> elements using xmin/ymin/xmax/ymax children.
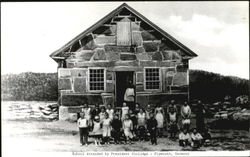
<box><xmin>115</xmin><ymin>71</ymin><xmax>134</xmax><ymax>107</ymax></box>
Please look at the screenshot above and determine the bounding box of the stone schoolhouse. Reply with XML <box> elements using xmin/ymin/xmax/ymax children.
<box><xmin>50</xmin><ymin>3</ymin><xmax>197</xmax><ymax>120</ymax></box>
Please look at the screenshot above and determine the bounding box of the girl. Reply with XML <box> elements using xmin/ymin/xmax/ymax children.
<box><xmin>92</xmin><ymin>115</ymin><xmax>103</xmax><ymax>146</ymax></box>
<box><xmin>181</xmin><ymin>101</ymin><xmax>191</xmax><ymax>131</ymax></box>
<box><xmin>121</xmin><ymin>102</ymin><xmax>129</xmax><ymax>121</ymax></box>
<box><xmin>82</xmin><ymin>103</ymin><xmax>91</xmax><ymax>121</ymax></box>
<box><xmin>123</xmin><ymin>114</ymin><xmax>133</xmax><ymax>144</ymax></box>
<box><xmin>155</xmin><ymin>104</ymin><xmax>164</xmax><ymax>137</ymax></box>
<box><xmin>134</xmin><ymin>103</ymin><xmax>140</xmax><ymax>115</ymax></box>
<box><xmin>145</xmin><ymin>104</ymin><xmax>152</xmax><ymax>120</ymax></box>
<box><xmin>99</xmin><ymin>106</ymin><xmax>106</xmax><ymax>123</ymax></box>
<box><xmin>77</xmin><ymin>112</ymin><xmax>89</xmax><ymax>146</ymax></box>
<box><xmin>137</xmin><ymin>108</ymin><xmax>147</xmax><ymax>141</ymax></box>
<box><xmin>106</xmin><ymin>104</ymin><xmax>114</xmax><ymax>120</ymax></box>
<box><xmin>167</xmin><ymin>107</ymin><xmax>178</xmax><ymax>139</ymax></box>
<box><xmin>111</xmin><ymin>114</ymin><xmax>122</xmax><ymax>144</ymax></box>
<box><xmin>129</xmin><ymin>109</ymin><xmax>137</xmax><ymax>139</ymax></box>
<box><xmin>102</xmin><ymin>112</ymin><xmax>112</xmax><ymax>145</ymax></box>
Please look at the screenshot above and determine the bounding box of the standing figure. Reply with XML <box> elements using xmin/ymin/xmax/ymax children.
<box><xmin>106</xmin><ymin>104</ymin><xmax>114</xmax><ymax>120</ymax></box>
<box><xmin>180</xmin><ymin>101</ymin><xmax>191</xmax><ymax>131</ymax></box>
<box><xmin>145</xmin><ymin>104</ymin><xmax>153</xmax><ymax>120</ymax></box>
<box><xmin>102</xmin><ymin>113</ymin><xmax>112</xmax><ymax>145</ymax></box>
<box><xmin>168</xmin><ymin>100</ymin><xmax>178</xmax><ymax>113</ymax></box>
<box><xmin>147</xmin><ymin>112</ymin><xmax>158</xmax><ymax>145</ymax></box>
<box><xmin>124</xmin><ymin>81</ymin><xmax>135</xmax><ymax>111</ymax></box>
<box><xmin>82</xmin><ymin>103</ymin><xmax>91</xmax><ymax>121</ymax></box>
<box><xmin>134</xmin><ymin>103</ymin><xmax>140</xmax><ymax>115</ymax></box>
<box><xmin>196</xmin><ymin>100</ymin><xmax>206</xmax><ymax>134</ymax></box>
<box><xmin>137</xmin><ymin>108</ymin><xmax>147</xmax><ymax>141</ymax></box>
<box><xmin>99</xmin><ymin>106</ymin><xmax>106</xmax><ymax>123</ymax></box>
<box><xmin>154</xmin><ymin>104</ymin><xmax>165</xmax><ymax>137</ymax></box>
<box><xmin>111</xmin><ymin>114</ymin><xmax>122</xmax><ymax>144</ymax></box>
<box><xmin>167</xmin><ymin>107</ymin><xmax>178</xmax><ymax>139</ymax></box>
<box><xmin>77</xmin><ymin>112</ymin><xmax>89</xmax><ymax>146</ymax></box>
<box><xmin>92</xmin><ymin>115</ymin><xmax>103</xmax><ymax>146</ymax></box>
<box><xmin>121</xmin><ymin>102</ymin><xmax>129</xmax><ymax>121</ymax></box>
<box><xmin>129</xmin><ymin>109</ymin><xmax>138</xmax><ymax>138</ymax></box>
<box><xmin>123</xmin><ymin>114</ymin><xmax>133</xmax><ymax>144</ymax></box>
<box><xmin>91</xmin><ymin>104</ymin><xmax>101</xmax><ymax>120</ymax></box>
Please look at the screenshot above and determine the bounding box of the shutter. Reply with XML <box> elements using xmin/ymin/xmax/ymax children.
<box><xmin>117</xmin><ymin>22</ymin><xmax>131</xmax><ymax>46</ymax></box>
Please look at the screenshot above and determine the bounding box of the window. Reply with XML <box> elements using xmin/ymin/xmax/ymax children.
<box><xmin>89</xmin><ymin>69</ymin><xmax>105</xmax><ymax>91</ymax></box>
<box><xmin>145</xmin><ymin>68</ymin><xmax>161</xmax><ymax>90</ymax></box>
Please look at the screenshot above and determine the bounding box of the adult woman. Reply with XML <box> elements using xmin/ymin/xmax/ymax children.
<box><xmin>124</xmin><ymin>81</ymin><xmax>135</xmax><ymax>111</ymax></box>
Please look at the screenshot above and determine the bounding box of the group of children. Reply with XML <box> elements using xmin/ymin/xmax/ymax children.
<box><xmin>77</xmin><ymin>101</ymin><xmax>211</xmax><ymax>148</ymax></box>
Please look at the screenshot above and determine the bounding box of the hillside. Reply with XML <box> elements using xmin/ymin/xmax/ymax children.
<box><xmin>1</xmin><ymin>70</ymin><xmax>248</xmax><ymax>102</ymax></box>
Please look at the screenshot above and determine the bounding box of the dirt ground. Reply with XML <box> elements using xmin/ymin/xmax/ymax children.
<box><xmin>2</xmin><ymin>101</ymin><xmax>250</xmax><ymax>154</ymax></box>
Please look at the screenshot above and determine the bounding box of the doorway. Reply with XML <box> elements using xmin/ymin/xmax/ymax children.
<box><xmin>115</xmin><ymin>71</ymin><xmax>134</xmax><ymax>107</ymax></box>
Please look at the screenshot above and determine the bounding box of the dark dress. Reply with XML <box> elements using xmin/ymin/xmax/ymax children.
<box><xmin>196</xmin><ymin>104</ymin><xmax>205</xmax><ymax>133</ymax></box>
<box><xmin>111</xmin><ymin>119</ymin><xmax>122</xmax><ymax>143</ymax></box>
<box><xmin>147</xmin><ymin>118</ymin><xmax>158</xmax><ymax>144</ymax></box>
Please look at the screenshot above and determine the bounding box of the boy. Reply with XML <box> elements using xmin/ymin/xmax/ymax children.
<box><xmin>111</xmin><ymin>114</ymin><xmax>122</xmax><ymax>144</ymax></box>
<box><xmin>178</xmin><ymin>128</ymin><xmax>191</xmax><ymax>147</ymax></box>
<box><xmin>137</xmin><ymin>108</ymin><xmax>147</xmax><ymax>141</ymax></box>
<box><xmin>181</xmin><ymin>101</ymin><xmax>191</xmax><ymax>131</ymax></box>
<box><xmin>167</xmin><ymin>107</ymin><xmax>178</xmax><ymax>139</ymax></box>
<box><xmin>147</xmin><ymin>112</ymin><xmax>158</xmax><ymax>145</ymax></box>
<box><xmin>190</xmin><ymin>128</ymin><xmax>203</xmax><ymax>148</ymax></box>
<box><xmin>77</xmin><ymin>112</ymin><xmax>89</xmax><ymax>146</ymax></box>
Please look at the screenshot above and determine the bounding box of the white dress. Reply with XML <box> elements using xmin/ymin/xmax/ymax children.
<box><xmin>155</xmin><ymin>107</ymin><xmax>164</xmax><ymax>128</ymax></box>
<box><xmin>92</xmin><ymin>121</ymin><xmax>103</xmax><ymax>135</ymax></box>
<box><xmin>121</xmin><ymin>106</ymin><xmax>129</xmax><ymax>120</ymax></box>
<box><xmin>106</xmin><ymin>109</ymin><xmax>114</xmax><ymax>120</ymax></box>
<box><xmin>137</xmin><ymin>112</ymin><xmax>146</xmax><ymax>127</ymax></box>
<box><xmin>102</xmin><ymin>118</ymin><xmax>111</xmax><ymax>137</ymax></box>
<box><xmin>82</xmin><ymin>107</ymin><xmax>91</xmax><ymax>120</ymax></box>
<box><xmin>123</xmin><ymin>119</ymin><xmax>133</xmax><ymax>138</ymax></box>
<box><xmin>99</xmin><ymin>112</ymin><xmax>106</xmax><ymax>122</ymax></box>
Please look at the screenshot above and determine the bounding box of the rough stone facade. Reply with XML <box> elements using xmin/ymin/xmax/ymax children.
<box><xmin>50</xmin><ymin>3</ymin><xmax>197</xmax><ymax>120</ymax></box>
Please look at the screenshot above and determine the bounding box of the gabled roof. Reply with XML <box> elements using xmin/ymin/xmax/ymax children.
<box><xmin>50</xmin><ymin>3</ymin><xmax>198</xmax><ymax>60</ymax></box>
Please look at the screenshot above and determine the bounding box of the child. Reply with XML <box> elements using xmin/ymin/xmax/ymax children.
<box><xmin>123</xmin><ymin>114</ymin><xmax>133</xmax><ymax>144</ymax></box>
<box><xmin>102</xmin><ymin>112</ymin><xmax>112</xmax><ymax>145</ymax></box>
<box><xmin>203</xmin><ymin>127</ymin><xmax>212</xmax><ymax>146</ymax></box>
<box><xmin>137</xmin><ymin>108</ymin><xmax>147</xmax><ymax>141</ymax></box>
<box><xmin>77</xmin><ymin>112</ymin><xmax>89</xmax><ymax>146</ymax></box>
<box><xmin>190</xmin><ymin>128</ymin><xmax>203</xmax><ymax>148</ymax></box>
<box><xmin>155</xmin><ymin>104</ymin><xmax>164</xmax><ymax>137</ymax></box>
<box><xmin>179</xmin><ymin>128</ymin><xmax>191</xmax><ymax>147</ymax></box>
<box><xmin>106</xmin><ymin>104</ymin><xmax>114</xmax><ymax>120</ymax></box>
<box><xmin>92</xmin><ymin>115</ymin><xmax>103</xmax><ymax>146</ymax></box>
<box><xmin>147</xmin><ymin>112</ymin><xmax>158</xmax><ymax>145</ymax></box>
<box><xmin>181</xmin><ymin>101</ymin><xmax>191</xmax><ymax>131</ymax></box>
<box><xmin>129</xmin><ymin>109</ymin><xmax>137</xmax><ymax>139</ymax></box>
<box><xmin>111</xmin><ymin>114</ymin><xmax>122</xmax><ymax>144</ymax></box>
<box><xmin>121</xmin><ymin>102</ymin><xmax>129</xmax><ymax>121</ymax></box>
<box><xmin>167</xmin><ymin>107</ymin><xmax>178</xmax><ymax>139</ymax></box>
<box><xmin>99</xmin><ymin>106</ymin><xmax>106</xmax><ymax>123</ymax></box>
<box><xmin>145</xmin><ymin>104</ymin><xmax>153</xmax><ymax>120</ymax></box>
<box><xmin>134</xmin><ymin>103</ymin><xmax>140</xmax><ymax>115</ymax></box>
<box><xmin>82</xmin><ymin>103</ymin><xmax>91</xmax><ymax>121</ymax></box>
<box><xmin>91</xmin><ymin>103</ymin><xmax>101</xmax><ymax>120</ymax></box>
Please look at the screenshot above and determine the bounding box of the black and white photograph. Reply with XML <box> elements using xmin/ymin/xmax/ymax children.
<box><xmin>1</xmin><ymin>1</ymin><xmax>249</xmax><ymax>156</ymax></box>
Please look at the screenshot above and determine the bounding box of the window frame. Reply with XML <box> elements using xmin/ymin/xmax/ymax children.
<box><xmin>87</xmin><ymin>67</ymin><xmax>106</xmax><ymax>92</ymax></box>
<box><xmin>143</xmin><ymin>67</ymin><xmax>162</xmax><ymax>91</ymax></box>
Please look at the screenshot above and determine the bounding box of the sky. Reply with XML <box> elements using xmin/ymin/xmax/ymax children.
<box><xmin>1</xmin><ymin>2</ymin><xmax>249</xmax><ymax>79</ymax></box>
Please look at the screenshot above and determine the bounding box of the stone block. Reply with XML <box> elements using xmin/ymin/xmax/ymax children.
<box><xmin>132</xmin><ymin>31</ymin><xmax>143</xmax><ymax>46</ymax></box>
<box><xmin>58</xmin><ymin>68</ymin><xmax>71</xmax><ymax>78</ymax></box>
<box><xmin>159</xmin><ymin>42</ymin><xmax>171</xmax><ymax>51</ymax></box>
<box><xmin>104</xmin><ymin>45</ymin><xmax>132</xmax><ymax>53</ymax></box>
<box><xmin>136</xmin><ymin>52</ymin><xmax>150</xmax><ymax>60</ymax></box>
<box><xmin>67</xmin><ymin>62</ymin><xmax>75</xmax><ymax>68</ymax></box>
<box><xmin>71</xmin><ymin>69</ymin><xmax>87</xmax><ymax>77</ymax></box>
<box><xmin>58</xmin><ymin>78</ymin><xmax>72</xmax><ymax>90</ymax></box>
<box><xmin>94</xmin><ymin>35</ymin><xmax>116</xmax><ymax>45</ymax></box>
<box><xmin>73</xmin><ymin>77</ymin><xmax>86</xmax><ymax>93</ymax></box>
<box><xmin>136</xmin><ymin>95</ymin><xmax>148</xmax><ymax>108</ymax></box>
<box><xmin>120</xmin><ymin>53</ymin><xmax>137</xmax><ymax>60</ymax></box>
<box><xmin>141</xmin><ymin>31</ymin><xmax>157</xmax><ymax>40</ymax></box>
<box><xmin>92</xmin><ymin>48</ymin><xmax>107</xmax><ymax>60</ymax></box>
<box><xmin>61</xmin><ymin>94</ymin><xmax>103</xmax><ymax>106</ymax></box>
<box><xmin>73</xmin><ymin>50</ymin><xmax>94</xmax><ymax>61</ymax></box>
<box><xmin>59</xmin><ymin>106</ymin><xmax>78</xmax><ymax>121</ymax></box>
<box><xmin>106</xmin><ymin>72</ymin><xmax>113</xmax><ymax>80</ymax></box>
<box><xmin>173</xmin><ymin>72</ymin><xmax>187</xmax><ymax>86</ymax></box>
<box><xmin>136</xmin><ymin>46</ymin><xmax>145</xmax><ymax>53</ymax></box>
<box><xmin>80</xmin><ymin>35</ymin><xmax>98</xmax><ymax>50</ymax></box>
<box><xmin>106</xmin><ymin>52</ymin><xmax>120</xmax><ymax>61</ymax></box>
<box><xmin>143</xmin><ymin>42</ymin><xmax>159</xmax><ymax>52</ymax></box>
<box><xmin>136</xmin><ymin>84</ymin><xmax>144</xmax><ymax>92</ymax></box>
<box><xmin>152</xmin><ymin>51</ymin><xmax>163</xmax><ymax>61</ymax></box>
